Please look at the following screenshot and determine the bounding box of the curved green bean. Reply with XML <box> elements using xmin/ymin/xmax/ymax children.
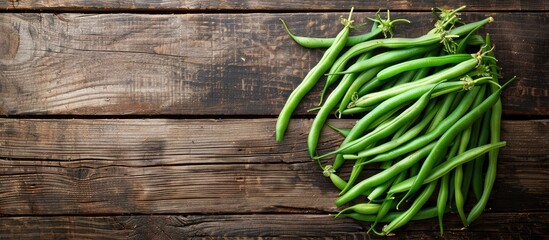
<box><xmin>377</xmin><ymin>54</ymin><xmax>475</xmax><ymax>81</ymax></box>
<box><xmin>276</xmin><ymin>9</ymin><xmax>354</xmax><ymax>142</ymax></box>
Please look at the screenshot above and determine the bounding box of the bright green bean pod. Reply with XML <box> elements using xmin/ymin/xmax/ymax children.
<box><xmin>410</xmin><ymin>48</ymin><xmax>441</xmax><ymax>82</ymax></box>
<box><xmin>336</xmin><ymin>142</ymin><xmax>436</xmax><ymax>207</ymax></box>
<box><xmin>466</xmin><ymin>97</ymin><xmax>501</xmax><ymax>225</ymax></box>
<box><xmin>279</xmin><ymin>19</ymin><xmax>382</xmax><ymax>48</ymax></box>
<box><xmin>454</xmin><ymin>126</ymin><xmax>473</xmax><ymax>227</ymax></box>
<box><xmin>388</xmin><ymin>141</ymin><xmax>507</xmax><ymax>194</ymax></box>
<box><xmin>365</xmin><ymin>87</ymin><xmax>479</xmax><ymax>164</ymax></box>
<box><xmin>354</xmin><ymin>57</ymin><xmax>479</xmax><ymax>107</ymax></box>
<box><xmin>391</xmin><ymin>69</ymin><xmax>418</xmax><ymax>87</ymax></box>
<box><xmin>309</xmin><ymin>65</ymin><xmax>362</xmax><ymax>157</ymax></box>
<box><xmin>382</xmin><ymin>181</ymin><xmax>438</xmax><ymax>235</ymax></box>
<box><xmin>344</xmin><ymin>102</ymin><xmax>440</xmax><ymax>160</ymax></box>
<box><xmin>337</xmin><ymin>65</ymin><xmax>386</xmax><ymax>117</ymax></box>
<box><xmin>461</xmin><ymin>85</ymin><xmax>487</xmax><ymax>202</ymax></box>
<box><xmin>328</xmin><ymin>16</ymin><xmax>493</xmax><ymax>90</ymax></box>
<box><xmin>326</xmin><ymin>34</ymin><xmax>443</xmax><ymax>88</ymax></box>
<box><xmin>400</xmin><ymin>86</ymin><xmax>504</xmax><ymax>204</ymax></box>
<box><xmin>377</xmin><ymin>54</ymin><xmax>475</xmax><ymax>81</ymax></box>
<box><xmin>330</xmin><ymin>85</ymin><xmax>435</xmax><ymax>156</ymax></box>
<box><xmin>320</xmin><ymin>51</ymin><xmax>374</xmax><ymax>106</ymax></box>
<box><xmin>437</xmin><ymin>174</ymin><xmax>450</xmax><ymax>235</ymax></box>
<box><xmin>327</xmin><ymin>170</ymin><xmax>371</xmax><ymax>197</ymax></box>
<box><xmin>321</xmin><ymin>22</ymin><xmax>380</xmax><ymax>103</ymax></box>
<box><xmin>467</xmin><ymin>33</ymin><xmax>506</xmax><ymax>226</ymax></box>
<box><xmin>342</xmin><ymin>206</ymin><xmax>441</xmax><ymax>223</ymax></box>
<box><xmin>426</xmin><ymin>92</ymin><xmax>457</xmax><ymax>132</ymax></box>
<box><xmin>356</xmin><ymin>76</ymin><xmax>389</xmax><ymax>97</ymax></box>
<box><xmin>473</xmin><ymin>109</ymin><xmax>491</xmax><ymax>200</ymax></box>
<box><xmin>339</xmin><ymin>106</ymin><xmax>375</xmax><ymax>116</ymax></box>
<box><xmin>444</xmin><ymin>134</ymin><xmax>463</xmax><ymax>212</ymax></box>
<box><xmin>339</xmin><ymin>157</ymin><xmax>368</xmax><ymax>194</ymax></box>
<box><xmin>276</xmin><ymin>9</ymin><xmax>355</xmax><ymax>142</ymax></box>
<box><xmin>368</xmin><ymin>197</ymin><xmax>395</xmax><ymax>233</ymax></box>
<box><xmin>326</xmin><ymin>123</ymin><xmax>351</xmax><ymax>138</ymax></box>
<box><xmin>335</xmin><ymin>203</ymin><xmax>382</xmax><ymax>217</ymax></box>
<box><xmin>336</xmin><ymin>45</ymin><xmax>438</xmax><ymax>75</ymax></box>
<box><xmin>448</xmin><ymin>17</ymin><xmax>494</xmax><ymax>37</ymax></box>
<box><xmin>367</xmin><ymin>160</ymin><xmax>395</xmax><ymax>200</ymax></box>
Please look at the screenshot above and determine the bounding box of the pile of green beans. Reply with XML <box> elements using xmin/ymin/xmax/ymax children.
<box><xmin>275</xmin><ymin>7</ymin><xmax>513</xmax><ymax>236</ymax></box>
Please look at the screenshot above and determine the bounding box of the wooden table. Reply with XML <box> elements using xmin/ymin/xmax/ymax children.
<box><xmin>0</xmin><ymin>1</ymin><xmax>547</xmax><ymax>239</ymax></box>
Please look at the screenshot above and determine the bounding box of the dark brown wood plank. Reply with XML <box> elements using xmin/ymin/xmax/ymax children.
<box><xmin>0</xmin><ymin>0</ymin><xmax>547</xmax><ymax>11</ymax></box>
<box><xmin>0</xmin><ymin>13</ymin><xmax>546</xmax><ymax>116</ymax></box>
<box><xmin>0</xmin><ymin>213</ymin><xmax>547</xmax><ymax>239</ymax></box>
<box><xmin>0</xmin><ymin>119</ymin><xmax>546</xmax><ymax>215</ymax></box>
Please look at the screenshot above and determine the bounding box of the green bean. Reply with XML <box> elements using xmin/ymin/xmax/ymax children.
<box><xmin>344</xmin><ymin>102</ymin><xmax>440</xmax><ymax>160</ymax></box>
<box><xmin>377</xmin><ymin>54</ymin><xmax>475</xmax><ymax>81</ymax></box>
<box><xmin>388</xmin><ymin>141</ymin><xmax>507</xmax><ymax>194</ymax></box>
<box><xmin>409</xmin><ymin>48</ymin><xmax>441</xmax><ymax>82</ymax></box>
<box><xmin>369</xmin><ymin>197</ymin><xmax>395</xmax><ymax>233</ymax></box>
<box><xmin>309</xmin><ymin>64</ymin><xmax>363</xmax><ymax>157</ymax></box>
<box><xmin>335</xmin><ymin>203</ymin><xmax>382</xmax><ymax>217</ymax></box>
<box><xmin>354</xmin><ymin>57</ymin><xmax>479</xmax><ymax>107</ymax></box>
<box><xmin>321</xmin><ymin>84</ymin><xmax>436</xmax><ymax>158</ymax></box>
<box><xmin>330</xmin><ymin>83</ymin><xmax>430</xmax><ymax>170</ymax></box>
<box><xmin>279</xmin><ymin>19</ymin><xmax>382</xmax><ymax>48</ymax></box>
<box><xmin>337</xmin><ymin>65</ymin><xmax>386</xmax><ymax>117</ymax></box>
<box><xmin>461</xmin><ymin>86</ymin><xmax>487</xmax><ymax>202</ymax></box>
<box><xmin>366</xmin><ymin>160</ymin><xmax>395</xmax><ymax>199</ymax></box>
<box><xmin>336</xmin><ymin>142</ymin><xmax>436</xmax><ymax>207</ymax></box>
<box><xmin>437</xmin><ymin>174</ymin><xmax>450</xmax><ymax>235</ymax></box>
<box><xmin>339</xmin><ymin>105</ymin><xmax>375</xmax><ymax>116</ymax></box>
<box><xmin>382</xmin><ymin>181</ymin><xmax>438</xmax><ymax>235</ymax></box>
<box><xmin>400</xmin><ymin>85</ymin><xmax>504</xmax><ymax>204</ymax></box>
<box><xmin>328</xmin><ymin>17</ymin><xmax>493</xmax><ymax>88</ymax></box>
<box><xmin>339</xmin><ymin>157</ymin><xmax>368</xmax><ymax>194</ymax></box>
<box><xmin>320</xmin><ymin>51</ymin><xmax>374</xmax><ymax>106</ymax></box>
<box><xmin>325</xmin><ymin>34</ymin><xmax>443</xmax><ymax>88</ymax></box>
<box><xmin>321</xmin><ymin>22</ymin><xmax>380</xmax><ymax>102</ymax></box>
<box><xmin>276</xmin><ymin>9</ymin><xmax>355</xmax><ymax>142</ymax></box>
<box><xmin>426</xmin><ymin>92</ymin><xmax>457</xmax><ymax>132</ymax></box>
<box><xmin>365</xmin><ymin>87</ymin><xmax>479</xmax><ymax>165</ymax></box>
<box><xmin>444</xmin><ymin>134</ymin><xmax>462</xmax><ymax>211</ymax></box>
<box><xmin>391</xmin><ymin>69</ymin><xmax>418</xmax><ymax>87</ymax></box>
<box><xmin>356</xmin><ymin>76</ymin><xmax>389</xmax><ymax>97</ymax></box>
<box><xmin>467</xmin><ymin>33</ymin><xmax>507</xmax><ymax>225</ymax></box>
<box><xmin>369</xmin><ymin>170</ymin><xmax>406</xmax><ymax>201</ymax></box>
<box><xmin>326</xmin><ymin>123</ymin><xmax>351</xmax><ymax>138</ymax></box>
<box><xmin>336</xmin><ymin>45</ymin><xmax>438</xmax><ymax>75</ymax></box>
<box><xmin>447</xmin><ymin>17</ymin><xmax>494</xmax><ymax>38</ymax></box>
<box><xmin>342</xmin><ymin>206</ymin><xmax>441</xmax><ymax>223</ymax></box>
<box><xmin>455</xmin><ymin>126</ymin><xmax>472</xmax><ymax>227</ymax></box>
<box><xmin>473</xmin><ymin>109</ymin><xmax>491</xmax><ymax>200</ymax></box>
<box><xmin>327</xmin><ymin>169</ymin><xmax>371</xmax><ymax>197</ymax></box>
<box><xmin>466</xmin><ymin>96</ymin><xmax>500</xmax><ymax>225</ymax></box>
<box><xmin>466</xmin><ymin>34</ymin><xmax>486</xmax><ymax>46</ymax></box>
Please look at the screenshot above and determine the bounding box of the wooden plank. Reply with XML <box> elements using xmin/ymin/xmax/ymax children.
<box><xmin>0</xmin><ymin>213</ymin><xmax>547</xmax><ymax>239</ymax></box>
<box><xmin>0</xmin><ymin>119</ymin><xmax>547</xmax><ymax>215</ymax></box>
<box><xmin>0</xmin><ymin>0</ymin><xmax>547</xmax><ymax>11</ymax></box>
<box><xmin>0</xmin><ymin>12</ymin><xmax>546</xmax><ymax>116</ymax></box>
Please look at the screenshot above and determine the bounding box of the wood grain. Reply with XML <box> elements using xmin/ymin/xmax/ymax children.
<box><xmin>0</xmin><ymin>0</ymin><xmax>547</xmax><ymax>11</ymax></box>
<box><xmin>0</xmin><ymin>119</ymin><xmax>547</xmax><ymax>215</ymax></box>
<box><xmin>0</xmin><ymin>213</ymin><xmax>547</xmax><ymax>239</ymax></box>
<box><xmin>0</xmin><ymin>12</ymin><xmax>546</xmax><ymax>116</ymax></box>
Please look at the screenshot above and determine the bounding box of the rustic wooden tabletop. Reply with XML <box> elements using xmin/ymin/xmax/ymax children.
<box><xmin>0</xmin><ymin>1</ymin><xmax>547</xmax><ymax>239</ymax></box>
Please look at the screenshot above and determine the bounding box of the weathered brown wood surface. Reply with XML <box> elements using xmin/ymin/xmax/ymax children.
<box><xmin>0</xmin><ymin>12</ymin><xmax>547</xmax><ymax>116</ymax></box>
<box><xmin>0</xmin><ymin>0</ymin><xmax>547</xmax><ymax>11</ymax></box>
<box><xmin>0</xmin><ymin>1</ymin><xmax>548</xmax><ymax>239</ymax></box>
<box><xmin>0</xmin><ymin>119</ymin><xmax>547</xmax><ymax>215</ymax></box>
